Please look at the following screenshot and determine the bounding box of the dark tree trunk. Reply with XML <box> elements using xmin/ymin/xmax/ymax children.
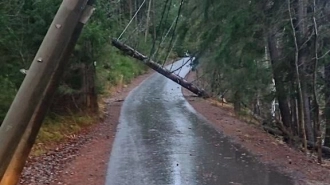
<box><xmin>290</xmin><ymin>96</ymin><xmax>299</xmax><ymax>135</ymax></box>
<box><xmin>322</xmin><ymin>2</ymin><xmax>330</xmax><ymax>147</ymax></box>
<box><xmin>129</xmin><ymin>0</ymin><xmax>133</xmax><ymax>18</ymax></box>
<box><xmin>295</xmin><ymin>0</ymin><xmax>314</xmax><ymax>143</ymax></box>
<box><xmin>82</xmin><ymin>63</ymin><xmax>98</xmax><ymax>113</ymax></box>
<box><xmin>267</xmin><ymin>33</ymin><xmax>292</xmax><ymax>130</ymax></box>
<box><xmin>302</xmin><ymin>89</ymin><xmax>314</xmax><ymax>142</ymax></box>
<box><xmin>210</xmin><ymin>69</ymin><xmax>218</xmax><ymax>95</ymax></box>
<box><xmin>325</xmin><ymin>63</ymin><xmax>330</xmax><ymax>147</ymax></box>
<box><xmin>234</xmin><ymin>91</ymin><xmax>241</xmax><ymax>114</ymax></box>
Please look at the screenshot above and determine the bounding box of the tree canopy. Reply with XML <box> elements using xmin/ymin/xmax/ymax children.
<box><xmin>175</xmin><ymin>0</ymin><xmax>330</xmax><ymax>157</ymax></box>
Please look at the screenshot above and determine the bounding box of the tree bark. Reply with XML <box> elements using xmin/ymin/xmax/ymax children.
<box><xmin>302</xmin><ymin>91</ymin><xmax>314</xmax><ymax>142</ymax></box>
<box><xmin>325</xmin><ymin>63</ymin><xmax>330</xmax><ymax>147</ymax></box>
<box><xmin>111</xmin><ymin>39</ymin><xmax>209</xmax><ymax>98</ymax></box>
<box><xmin>82</xmin><ymin>63</ymin><xmax>98</xmax><ymax>113</ymax></box>
<box><xmin>267</xmin><ymin>33</ymin><xmax>292</xmax><ymax>129</ymax></box>
<box><xmin>234</xmin><ymin>91</ymin><xmax>241</xmax><ymax>114</ymax></box>
<box><xmin>311</xmin><ymin>0</ymin><xmax>321</xmax><ymax>162</ymax></box>
<box><xmin>129</xmin><ymin>0</ymin><xmax>133</xmax><ymax>18</ymax></box>
<box><xmin>152</xmin><ymin>0</ymin><xmax>156</xmax><ymax>42</ymax></box>
<box><xmin>296</xmin><ymin>0</ymin><xmax>315</xmax><ymax>144</ymax></box>
<box><xmin>290</xmin><ymin>90</ymin><xmax>299</xmax><ymax>136</ymax></box>
<box><xmin>144</xmin><ymin>0</ymin><xmax>152</xmax><ymax>42</ymax></box>
<box><xmin>322</xmin><ymin>2</ymin><xmax>330</xmax><ymax>148</ymax></box>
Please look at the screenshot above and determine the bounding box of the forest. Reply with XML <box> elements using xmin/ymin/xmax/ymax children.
<box><xmin>177</xmin><ymin>0</ymin><xmax>330</xmax><ymax>159</ymax></box>
<box><xmin>1</xmin><ymin>0</ymin><xmax>330</xmax><ymax>168</ymax></box>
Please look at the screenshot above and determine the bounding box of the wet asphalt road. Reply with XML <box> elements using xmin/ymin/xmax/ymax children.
<box><xmin>105</xmin><ymin>58</ymin><xmax>293</xmax><ymax>185</ymax></box>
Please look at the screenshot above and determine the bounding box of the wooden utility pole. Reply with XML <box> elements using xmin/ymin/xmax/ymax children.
<box><xmin>112</xmin><ymin>39</ymin><xmax>209</xmax><ymax>98</ymax></box>
<box><xmin>0</xmin><ymin>0</ymin><xmax>91</xmax><ymax>180</ymax></box>
<box><xmin>0</xmin><ymin>2</ymin><xmax>96</xmax><ymax>184</ymax></box>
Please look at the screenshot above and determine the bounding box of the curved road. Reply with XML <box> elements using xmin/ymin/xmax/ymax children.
<box><xmin>105</xmin><ymin>58</ymin><xmax>293</xmax><ymax>185</ymax></box>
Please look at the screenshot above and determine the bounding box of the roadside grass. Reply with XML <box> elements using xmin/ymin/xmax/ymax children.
<box><xmin>32</xmin><ymin>113</ymin><xmax>96</xmax><ymax>156</ymax></box>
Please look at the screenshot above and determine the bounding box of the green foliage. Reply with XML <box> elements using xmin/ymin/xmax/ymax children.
<box><xmin>0</xmin><ymin>77</ymin><xmax>16</xmax><ymax>121</ymax></box>
<box><xmin>178</xmin><ymin>0</ymin><xmax>271</xmax><ymax>109</ymax></box>
<box><xmin>0</xmin><ymin>0</ymin><xmax>62</xmax><ymax>122</ymax></box>
<box><xmin>95</xmin><ymin>45</ymin><xmax>146</xmax><ymax>94</ymax></box>
<box><xmin>0</xmin><ymin>0</ymin><xmax>179</xmax><ymax>124</ymax></box>
<box><xmin>0</xmin><ymin>0</ymin><xmax>150</xmax><ymax>122</ymax></box>
<box><xmin>33</xmin><ymin>114</ymin><xmax>95</xmax><ymax>156</ymax></box>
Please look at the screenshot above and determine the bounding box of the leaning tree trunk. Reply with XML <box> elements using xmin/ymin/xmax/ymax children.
<box><xmin>111</xmin><ymin>39</ymin><xmax>209</xmax><ymax>98</ymax></box>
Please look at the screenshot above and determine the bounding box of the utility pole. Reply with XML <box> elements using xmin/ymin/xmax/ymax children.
<box><xmin>0</xmin><ymin>1</ymin><xmax>96</xmax><ymax>184</ymax></box>
<box><xmin>0</xmin><ymin>0</ymin><xmax>91</xmax><ymax>180</ymax></box>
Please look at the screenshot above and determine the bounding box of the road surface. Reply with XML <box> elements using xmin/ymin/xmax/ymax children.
<box><xmin>105</xmin><ymin>58</ymin><xmax>293</xmax><ymax>185</ymax></box>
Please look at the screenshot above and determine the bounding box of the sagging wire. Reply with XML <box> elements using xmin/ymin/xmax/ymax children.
<box><xmin>148</xmin><ymin>0</ymin><xmax>172</xmax><ymax>59</ymax></box>
<box><xmin>121</xmin><ymin>21</ymin><xmax>144</xmax><ymax>44</ymax></box>
<box><xmin>169</xmin><ymin>53</ymin><xmax>197</xmax><ymax>74</ymax></box>
<box><xmin>151</xmin><ymin>16</ymin><xmax>177</xmax><ymax>61</ymax></box>
<box><xmin>163</xmin><ymin>0</ymin><xmax>185</xmax><ymax>70</ymax></box>
<box><xmin>117</xmin><ymin>0</ymin><xmax>146</xmax><ymax>40</ymax></box>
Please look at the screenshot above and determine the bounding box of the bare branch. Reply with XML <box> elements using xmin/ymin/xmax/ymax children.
<box><xmin>316</xmin><ymin>49</ymin><xmax>330</xmax><ymax>60</ymax></box>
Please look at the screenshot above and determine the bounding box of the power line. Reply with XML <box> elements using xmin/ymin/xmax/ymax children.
<box><xmin>163</xmin><ymin>0</ymin><xmax>184</xmax><ymax>68</ymax></box>
<box><xmin>170</xmin><ymin>54</ymin><xmax>196</xmax><ymax>74</ymax></box>
<box><xmin>164</xmin><ymin>36</ymin><xmax>178</xmax><ymax>68</ymax></box>
<box><xmin>148</xmin><ymin>0</ymin><xmax>171</xmax><ymax>59</ymax></box>
<box><xmin>121</xmin><ymin>21</ymin><xmax>144</xmax><ymax>43</ymax></box>
<box><xmin>151</xmin><ymin>16</ymin><xmax>177</xmax><ymax>60</ymax></box>
<box><xmin>117</xmin><ymin>0</ymin><xmax>146</xmax><ymax>40</ymax></box>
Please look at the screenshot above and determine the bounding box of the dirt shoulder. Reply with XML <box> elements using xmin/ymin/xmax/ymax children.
<box><xmin>19</xmin><ymin>70</ymin><xmax>154</xmax><ymax>185</ymax></box>
<box><xmin>183</xmin><ymin>71</ymin><xmax>330</xmax><ymax>185</ymax></box>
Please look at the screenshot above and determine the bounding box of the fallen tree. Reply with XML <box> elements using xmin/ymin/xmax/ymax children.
<box><xmin>111</xmin><ymin>39</ymin><xmax>210</xmax><ymax>98</ymax></box>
